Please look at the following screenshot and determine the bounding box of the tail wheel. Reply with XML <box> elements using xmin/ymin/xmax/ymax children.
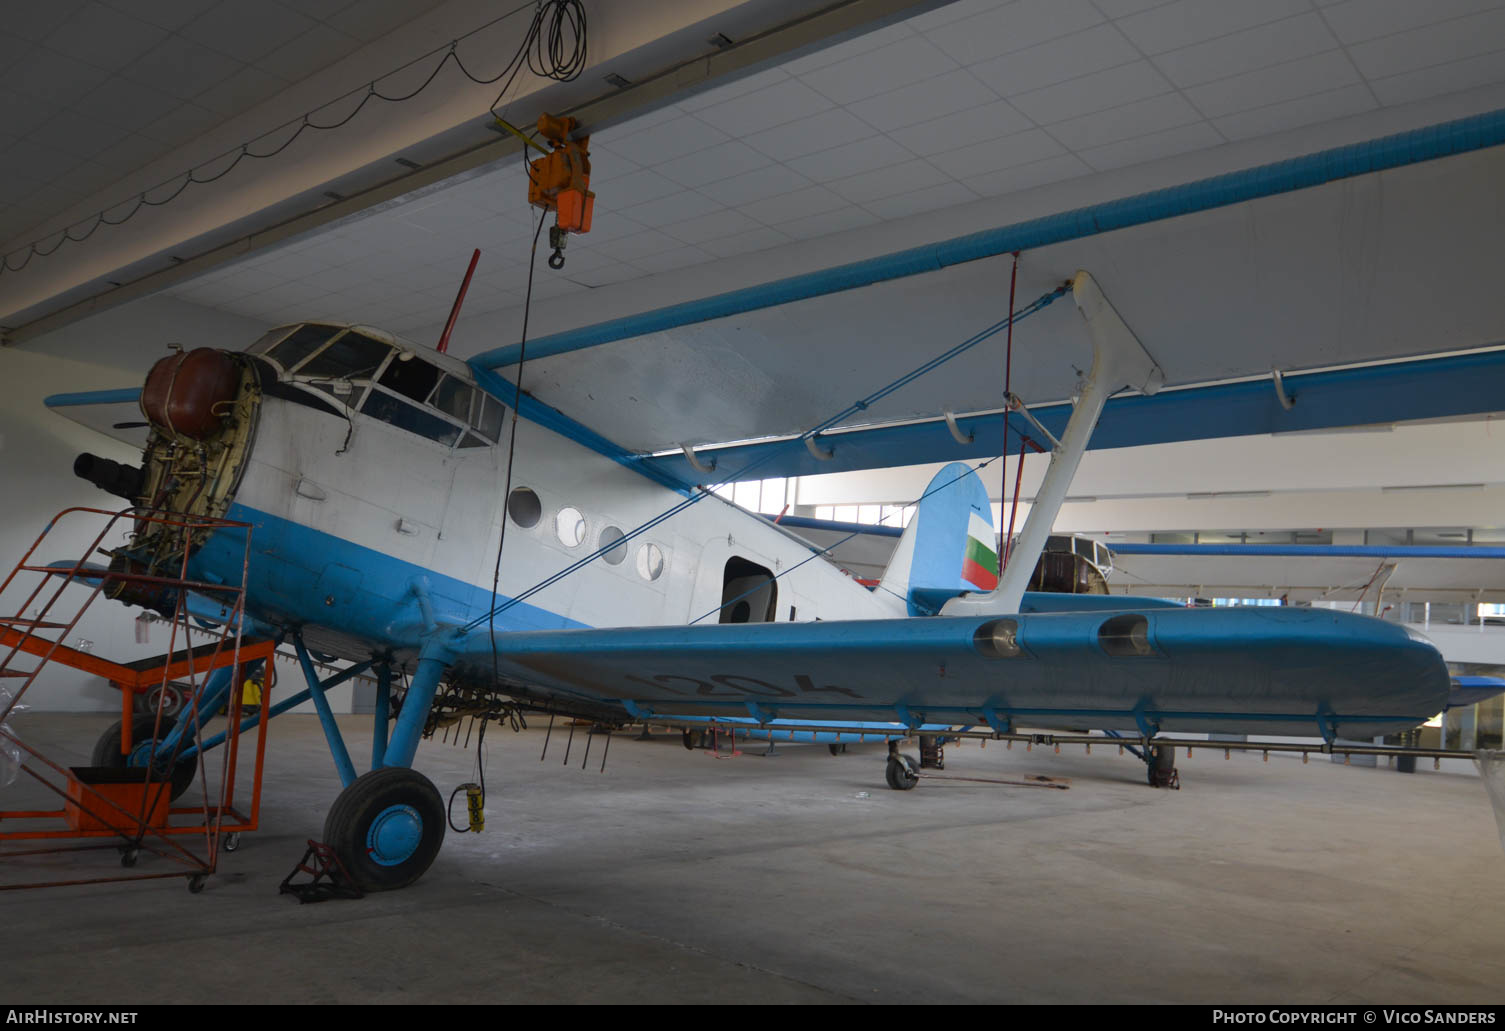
<box><xmin>323</xmin><ymin>767</ymin><xmax>445</xmax><ymax>891</ymax></box>
<box><xmin>885</xmin><ymin>754</ymin><xmax>920</xmax><ymax>790</ymax></box>
<box><xmin>91</xmin><ymin>716</ymin><xmax>196</xmax><ymax>801</ymax></box>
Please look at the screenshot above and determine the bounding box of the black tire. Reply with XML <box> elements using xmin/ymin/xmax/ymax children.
<box><xmin>187</xmin><ymin>874</ymin><xmax>206</xmax><ymax>894</ymax></box>
<box><xmin>322</xmin><ymin>767</ymin><xmax>445</xmax><ymax>892</ymax></box>
<box><xmin>91</xmin><ymin>716</ymin><xmax>196</xmax><ymax>801</ymax></box>
<box><xmin>681</xmin><ymin>729</ymin><xmax>696</xmax><ymax>751</ymax></box>
<box><xmin>885</xmin><ymin>754</ymin><xmax>919</xmax><ymax>791</ymax></box>
<box><xmin>828</xmin><ymin>743</ymin><xmax>848</xmax><ymax>756</ymax></box>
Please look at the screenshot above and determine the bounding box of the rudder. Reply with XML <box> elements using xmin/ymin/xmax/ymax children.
<box><xmin>878</xmin><ymin>462</ymin><xmax>996</xmax><ymax>615</ymax></box>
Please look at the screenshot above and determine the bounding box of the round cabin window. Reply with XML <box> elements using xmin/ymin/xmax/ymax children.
<box><xmin>600</xmin><ymin>525</ymin><xmax>626</xmax><ymax>564</ymax></box>
<box><xmin>507</xmin><ymin>487</ymin><xmax>541</xmax><ymax>528</ymax></box>
<box><xmin>636</xmin><ymin>542</ymin><xmax>664</xmax><ymax>581</ymax></box>
<box><xmin>555</xmin><ymin>506</ymin><xmax>586</xmax><ymax>548</ymax></box>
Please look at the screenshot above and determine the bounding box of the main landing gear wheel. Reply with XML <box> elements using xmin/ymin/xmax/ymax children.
<box><xmin>323</xmin><ymin>767</ymin><xmax>446</xmax><ymax>892</ymax></box>
<box><xmin>91</xmin><ymin>716</ymin><xmax>196</xmax><ymax>801</ymax></box>
<box><xmin>885</xmin><ymin>753</ymin><xmax>920</xmax><ymax>790</ymax></box>
<box><xmin>1146</xmin><ymin>744</ymin><xmax>1180</xmax><ymax>790</ymax></box>
<box><xmin>681</xmin><ymin>729</ymin><xmax>696</xmax><ymax>751</ymax></box>
<box><xmin>828</xmin><ymin>743</ymin><xmax>848</xmax><ymax>756</ymax></box>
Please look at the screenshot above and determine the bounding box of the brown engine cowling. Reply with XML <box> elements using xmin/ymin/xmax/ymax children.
<box><xmin>124</xmin><ymin>349</ymin><xmax>262</xmax><ymax>566</ymax></box>
<box><xmin>140</xmin><ymin>347</ymin><xmax>243</xmax><ymax>439</ymax></box>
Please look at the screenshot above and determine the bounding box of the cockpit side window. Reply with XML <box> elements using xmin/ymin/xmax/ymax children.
<box><xmin>267</xmin><ymin>324</ymin><xmax>341</xmax><ymax>371</ymax></box>
<box><xmin>361</xmin><ymin>390</ymin><xmax>463</xmax><ymax>446</ymax></box>
<box><xmin>378</xmin><ymin>355</ymin><xmax>442</xmax><ymax>403</ymax></box>
<box><xmin>474</xmin><ymin>394</ymin><xmax>503</xmax><ymax>441</ymax></box>
<box><xmin>430</xmin><ymin>375</ymin><xmax>475</xmax><ymax>422</ymax></box>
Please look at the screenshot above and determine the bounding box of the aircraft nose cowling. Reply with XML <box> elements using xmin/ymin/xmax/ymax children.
<box><xmin>140</xmin><ymin>347</ymin><xmax>242</xmax><ymax>439</ymax></box>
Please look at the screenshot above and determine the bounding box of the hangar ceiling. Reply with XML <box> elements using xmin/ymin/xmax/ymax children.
<box><xmin>0</xmin><ymin>0</ymin><xmax>452</xmax><ymax>247</ymax></box>
<box><xmin>10</xmin><ymin>0</ymin><xmax>1505</xmax><ymax>460</ymax></box>
<box><xmin>145</xmin><ymin>0</ymin><xmax>1505</xmax><ymax>345</ymax></box>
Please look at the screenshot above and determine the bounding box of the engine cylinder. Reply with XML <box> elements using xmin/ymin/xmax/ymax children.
<box><xmin>140</xmin><ymin>348</ymin><xmax>241</xmax><ymax>439</ymax></box>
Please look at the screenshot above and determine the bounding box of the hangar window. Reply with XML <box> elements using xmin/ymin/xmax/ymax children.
<box><xmin>720</xmin><ymin>557</ymin><xmax>776</xmax><ymax>624</ymax></box>
<box><xmin>508</xmin><ymin>487</ymin><xmax>542</xmax><ymax>528</ymax></box>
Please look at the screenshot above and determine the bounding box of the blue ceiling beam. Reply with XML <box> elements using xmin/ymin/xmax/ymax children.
<box><xmin>468</xmin><ymin>106</ymin><xmax>1505</xmax><ymax>373</ymax></box>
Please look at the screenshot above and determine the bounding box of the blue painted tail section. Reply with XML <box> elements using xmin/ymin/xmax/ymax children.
<box><xmin>877</xmin><ymin>462</ymin><xmax>996</xmax><ymax>615</ymax></box>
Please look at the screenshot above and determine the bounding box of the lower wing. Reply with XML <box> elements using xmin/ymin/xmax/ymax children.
<box><xmin>464</xmin><ymin>606</ymin><xmax>1449</xmax><ymax>739</ymax></box>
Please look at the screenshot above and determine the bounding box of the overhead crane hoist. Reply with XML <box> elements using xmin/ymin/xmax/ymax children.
<box><xmin>500</xmin><ymin>112</ymin><xmax>595</xmax><ymax>269</ymax></box>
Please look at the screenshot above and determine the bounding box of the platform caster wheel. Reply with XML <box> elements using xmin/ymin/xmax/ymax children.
<box><xmin>681</xmin><ymin>729</ymin><xmax>696</xmax><ymax>751</ymax></box>
<box><xmin>119</xmin><ymin>847</ymin><xmax>139</xmax><ymax>868</ymax></box>
<box><xmin>222</xmin><ymin>832</ymin><xmax>241</xmax><ymax>853</ymax></box>
<box><xmin>92</xmin><ymin>716</ymin><xmax>196</xmax><ymax>801</ymax></box>
<box><xmin>187</xmin><ymin>874</ymin><xmax>206</xmax><ymax>894</ymax></box>
<box><xmin>323</xmin><ymin>767</ymin><xmax>445</xmax><ymax>892</ymax></box>
<box><xmin>885</xmin><ymin>754</ymin><xmax>920</xmax><ymax>790</ymax></box>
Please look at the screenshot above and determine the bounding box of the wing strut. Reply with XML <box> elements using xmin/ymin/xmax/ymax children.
<box><xmin>943</xmin><ymin>271</ymin><xmax>1163</xmax><ymax>617</ymax></box>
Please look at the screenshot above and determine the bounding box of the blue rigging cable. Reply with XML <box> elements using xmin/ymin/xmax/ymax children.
<box><xmin>461</xmin><ymin>281</ymin><xmax>1071</xmax><ymax>634</ymax></box>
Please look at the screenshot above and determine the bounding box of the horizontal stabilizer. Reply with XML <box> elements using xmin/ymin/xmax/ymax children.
<box><xmin>45</xmin><ymin>388</ymin><xmax>149</xmax><ymax>448</ymax></box>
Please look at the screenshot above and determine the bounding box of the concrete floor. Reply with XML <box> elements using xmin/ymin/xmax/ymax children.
<box><xmin>2</xmin><ymin>713</ymin><xmax>1503</xmax><ymax>1004</ymax></box>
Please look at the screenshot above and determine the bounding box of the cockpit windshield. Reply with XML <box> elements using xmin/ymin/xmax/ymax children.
<box><xmin>298</xmin><ymin>331</ymin><xmax>392</xmax><ymax>380</ymax></box>
<box><xmin>266</xmin><ymin>324</ymin><xmax>342</xmax><ymax>370</ymax></box>
<box><xmin>251</xmin><ymin>322</ymin><xmax>504</xmax><ymax>450</ymax></box>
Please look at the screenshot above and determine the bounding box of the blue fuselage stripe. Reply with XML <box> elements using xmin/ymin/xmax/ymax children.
<box><xmin>190</xmin><ymin>503</ymin><xmax>586</xmax><ymax>653</ymax></box>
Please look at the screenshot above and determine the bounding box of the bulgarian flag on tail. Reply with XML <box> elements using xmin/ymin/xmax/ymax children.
<box><xmin>961</xmin><ymin>510</ymin><xmax>999</xmax><ymax>591</ymax></box>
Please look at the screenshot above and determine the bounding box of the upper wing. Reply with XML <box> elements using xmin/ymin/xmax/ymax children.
<box><xmin>468</xmin><ymin>606</ymin><xmax>1448</xmax><ymax>739</ymax></box>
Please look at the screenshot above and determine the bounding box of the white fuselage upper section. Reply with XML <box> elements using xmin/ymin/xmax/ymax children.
<box><xmin>234</xmin><ymin>383</ymin><xmax>904</xmax><ymax>644</ymax></box>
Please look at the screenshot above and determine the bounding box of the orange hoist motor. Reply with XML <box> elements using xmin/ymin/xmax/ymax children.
<box><xmin>527</xmin><ymin>112</ymin><xmax>594</xmax><ymax>269</ymax></box>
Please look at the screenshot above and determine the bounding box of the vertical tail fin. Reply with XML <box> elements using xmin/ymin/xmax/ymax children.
<box><xmin>878</xmin><ymin>462</ymin><xmax>996</xmax><ymax>615</ymax></box>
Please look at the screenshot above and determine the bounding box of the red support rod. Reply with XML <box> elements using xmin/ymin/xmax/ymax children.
<box><xmin>436</xmin><ymin>249</ymin><xmax>482</xmax><ymax>354</ymax></box>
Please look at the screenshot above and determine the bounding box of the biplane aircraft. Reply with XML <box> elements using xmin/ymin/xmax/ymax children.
<box><xmin>40</xmin><ymin>261</ymin><xmax>1449</xmax><ymax>891</ymax></box>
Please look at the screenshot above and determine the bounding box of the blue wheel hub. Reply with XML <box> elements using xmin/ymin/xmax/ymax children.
<box><xmin>366</xmin><ymin>804</ymin><xmax>422</xmax><ymax>866</ymax></box>
<box><xmin>127</xmin><ymin>740</ymin><xmax>162</xmax><ymax>769</ymax></box>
